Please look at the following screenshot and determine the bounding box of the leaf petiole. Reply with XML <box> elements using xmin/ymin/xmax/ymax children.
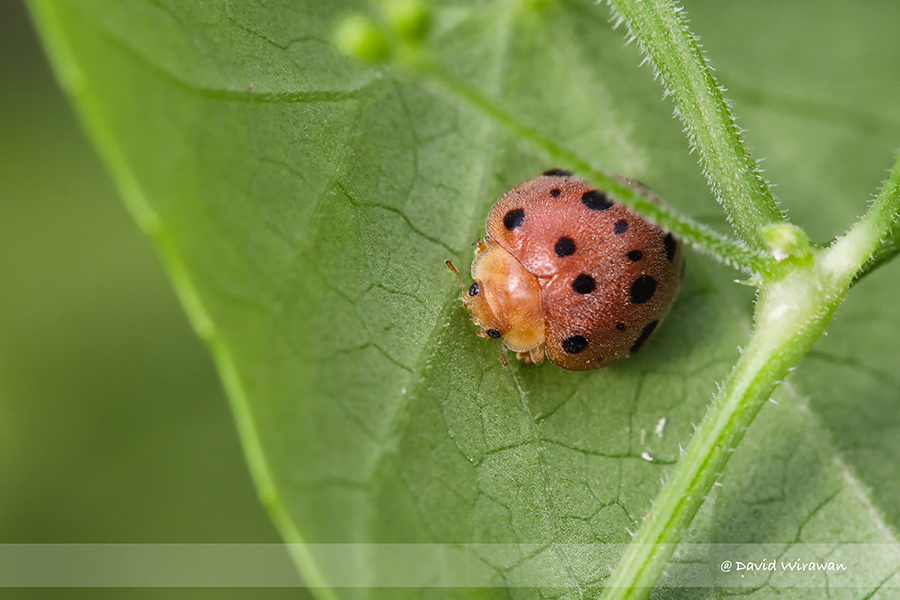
<box><xmin>405</xmin><ymin>52</ymin><xmax>772</xmax><ymax>276</ymax></box>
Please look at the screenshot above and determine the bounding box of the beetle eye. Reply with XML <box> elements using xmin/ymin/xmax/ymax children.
<box><xmin>486</xmin><ymin>329</ymin><xmax>501</xmax><ymax>339</ymax></box>
<box><xmin>468</xmin><ymin>282</ymin><xmax>480</xmax><ymax>296</ymax></box>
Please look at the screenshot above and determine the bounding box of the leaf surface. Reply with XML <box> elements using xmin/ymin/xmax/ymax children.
<box><xmin>30</xmin><ymin>0</ymin><xmax>900</xmax><ymax>596</ymax></box>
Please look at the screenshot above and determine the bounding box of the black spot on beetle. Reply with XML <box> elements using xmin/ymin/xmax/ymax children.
<box><xmin>630</xmin><ymin>321</ymin><xmax>659</xmax><ymax>353</ymax></box>
<box><xmin>543</xmin><ymin>168</ymin><xmax>573</xmax><ymax>177</ymax></box>
<box><xmin>468</xmin><ymin>282</ymin><xmax>479</xmax><ymax>296</ymax></box>
<box><xmin>561</xmin><ymin>335</ymin><xmax>588</xmax><ymax>354</ymax></box>
<box><xmin>503</xmin><ymin>208</ymin><xmax>525</xmax><ymax>230</ymax></box>
<box><xmin>550</xmin><ymin>188</ymin><xmax>561</xmax><ymax>198</ymax></box>
<box><xmin>487</xmin><ymin>329</ymin><xmax>501</xmax><ymax>339</ymax></box>
<box><xmin>614</xmin><ymin>220</ymin><xmax>628</xmax><ymax>235</ymax></box>
<box><xmin>581</xmin><ymin>189</ymin><xmax>612</xmax><ymax>211</ymax></box>
<box><xmin>630</xmin><ymin>275</ymin><xmax>657</xmax><ymax>304</ymax></box>
<box><xmin>627</xmin><ymin>250</ymin><xmax>644</xmax><ymax>262</ymax></box>
<box><xmin>664</xmin><ymin>232</ymin><xmax>677</xmax><ymax>261</ymax></box>
<box><xmin>615</xmin><ymin>323</ymin><xmax>626</xmax><ymax>331</ymax></box>
<box><xmin>571</xmin><ymin>274</ymin><xmax>596</xmax><ymax>294</ymax></box>
<box><xmin>554</xmin><ymin>237</ymin><xmax>576</xmax><ymax>257</ymax></box>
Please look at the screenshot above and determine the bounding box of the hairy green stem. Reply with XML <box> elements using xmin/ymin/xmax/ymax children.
<box><xmin>601</xmin><ymin>153</ymin><xmax>900</xmax><ymax>597</ymax></box>
<box><xmin>607</xmin><ymin>0</ymin><xmax>784</xmax><ymax>252</ymax></box>
<box><xmin>849</xmin><ymin>153</ymin><xmax>900</xmax><ymax>283</ymax></box>
<box><xmin>853</xmin><ymin>235</ymin><xmax>900</xmax><ymax>284</ymax></box>
<box><xmin>602</xmin><ymin>267</ymin><xmax>842</xmax><ymax>595</ymax></box>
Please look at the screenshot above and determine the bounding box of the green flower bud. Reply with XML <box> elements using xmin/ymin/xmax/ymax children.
<box><xmin>761</xmin><ymin>223</ymin><xmax>813</xmax><ymax>263</ymax></box>
<box><xmin>333</xmin><ymin>14</ymin><xmax>390</xmax><ymax>62</ymax></box>
<box><xmin>382</xmin><ymin>0</ymin><xmax>430</xmax><ymax>42</ymax></box>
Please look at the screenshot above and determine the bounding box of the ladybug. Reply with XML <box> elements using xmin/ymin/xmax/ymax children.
<box><xmin>447</xmin><ymin>170</ymin><xmax>684</xmax><ymax>371</ymax></box>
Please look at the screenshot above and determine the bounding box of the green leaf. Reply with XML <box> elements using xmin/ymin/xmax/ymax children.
<box><xmin>29</xmin><ymin>0</ymin><xmax>900</xmax><ymax>596</ymax></box>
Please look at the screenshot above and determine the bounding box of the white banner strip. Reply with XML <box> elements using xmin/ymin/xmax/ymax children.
<box><xmin>0</xmin><ymin>543</ymin><xmax>897</xmax><ymax>587</ymax></box>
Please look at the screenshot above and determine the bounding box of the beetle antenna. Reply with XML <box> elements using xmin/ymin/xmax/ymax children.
<box><xmin>445</xmin><ymin>260</ymin><xmax>466</xmax><ymax>295</ymax></box>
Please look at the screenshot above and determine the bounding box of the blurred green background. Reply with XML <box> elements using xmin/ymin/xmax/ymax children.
<box><xmin>0</xmin><ymin>2</ymin><xmax>311</xmax><ymax>597</ymax></box>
